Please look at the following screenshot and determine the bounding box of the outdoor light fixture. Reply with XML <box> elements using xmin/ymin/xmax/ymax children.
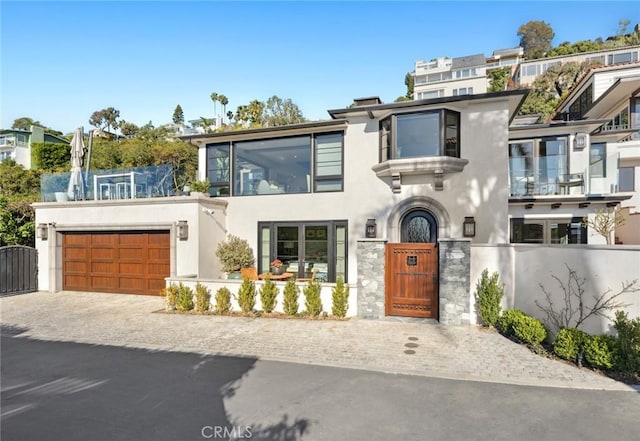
<box><xmin>462</xmin><ymin>217</ymin><xmax>476</xmax><ymax>238</ymax></box>
<box><xmin>37</xmin><ymin>223</ymin><xmax>48</xmax><ymax>241</ymax></box>
<box><xmin>177</xmin><ymin>220</ymin><xmax>189</xmax><ymax>240</ymax></box>
<box><xmin>573</xmin><ymin>133</ymin><xmax>587</xmax><ymax>150</ymax></box>
<box><xmin>365</xmin><ymin>218</ymin><xmax>377</xmax><ymax>238</ymax></box>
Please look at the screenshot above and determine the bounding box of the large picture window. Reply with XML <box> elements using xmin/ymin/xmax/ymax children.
<box><xmin>509</xmin><ymin>137</ymin><xmax>568</xmax><ymax>196</ymax></box>
<box><xmin>379</xmin><ymin>109</ymin><xmax>460</xmax><ymax>161</ymax></box>
<box><xmin>257</xmin><ymin>221</ymin><xmax>348</xmax><ymax>283</ymax></box>
<box><xmin>206</xmin><ymin>132</ymin><xmax>343</xmax><ymax>197</ymax></box>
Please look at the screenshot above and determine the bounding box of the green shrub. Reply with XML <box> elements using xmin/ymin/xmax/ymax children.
<box><xmin>194</xmin><ymin>283</ymin><xmax>211</xmax><ymax>313</ymax></box>
<box><xmin>331</xmin><ymin>276</ymin><xmax>350</xmax><ymax>318</ymax></box>
<box><xmin>282</xmin><ymin>279</ymin><xmax>299</xmax><ymax>316</ymax></box>
<box><xmin>553</xmin><ymin>328</ymin><xmax>588</xmax><ymax>364</ymax></box>
<box><xmin>584</xmin><ymin>334</ymin><xmax>617</xmax><ymax>370</ymax></box>
<box><xmin>259</xmin><ymin>277</ymin><xmax>279</xmax><ymax>313</ymax></box>
<box><xmin>496</xmin><ymin>309</ymin><xmax>527</xmax><ymax>337</ymax></box>
<box><xmin>303</xmin><ymin>280</ymin><xmax>323</xmax><ymax>317</ymax></box>
<box><xmin>237</xmin><ymin>277</ymin><xmax>256</xmax><ymax>315</ymax></box>
<box><xmin>162</xmin><ymin>284</ymin><xmax>179</xmax><ymax>311</ymax></box>
<box><xmin>512</xmin><ymin>315</ymin><xmax>547</xmax><ymax>345</ymax></box>
<box><xmin>214</xmin><ymin>287</ymin><xmax>232</xmax><ymax>315</ymax></box>
<box><xmin>175</xmin><ymin>283</ymin><xmax>194</xmax><ymax>312</ymax></box>
<box><xmin>215</xmin><ymin>234</ymin><xmax>255</xmax><ymax>273</ymax></box>
<box><xmin>613</xmin><ymin>310</ymin><xmax>640</xmax><ymax>374</ymax></box>
<box><xmin>474</xmin><ymin>269</ymin><xmax>504</xmax><ymax>327</ymax></box>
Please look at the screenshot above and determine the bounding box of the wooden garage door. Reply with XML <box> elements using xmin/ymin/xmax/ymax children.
<box><xmin>63</xmin><ymin>231</ymin><xmax>170</xmax><ymax>295</ymax></box>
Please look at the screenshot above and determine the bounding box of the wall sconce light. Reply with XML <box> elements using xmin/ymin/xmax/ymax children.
<box><xmin>37</xmin><ymin>223</ymin><xmax>48</xmax><ymax>241</ymax></box>
<box><xmin>365</xmin><ymin>219</ymin><xmax>377</xmax><ymax>238</ymax></box>
<box><xmin>463</xmin><ymin>217</ymin><xmax>476</xmax><ymax>238</ymax></box>
<box><xmin>177</xmin><ymin>220</ymin><xmax>188</xmax><ymax>240</ymax></box>
<box><xmin>573</xmin><ymin>133</ymin><xmax>587</xmax><ymax>150</ymax></box>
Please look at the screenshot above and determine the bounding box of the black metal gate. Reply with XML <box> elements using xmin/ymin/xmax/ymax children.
<box><xmin>0</xmin><ymin>246</ymin><xmax>38</xmax><ymax>295</ymax></box>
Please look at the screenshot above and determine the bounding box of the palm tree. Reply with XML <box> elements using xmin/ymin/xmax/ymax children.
<box><xmin>219</xmin><ymin>95</ymin><xmax>229</xmax><ymax>119</ymax></box>
<box><xmin>210</xmin><ymin>92</ymin><xmax>219</xmax><ymax>117</ymax></box>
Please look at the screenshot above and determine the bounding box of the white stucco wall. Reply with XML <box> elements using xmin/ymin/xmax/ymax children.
<box><xmin>33</xmin><ymin>195</ymin><xmax>227</xmax><ymax>292</ymax></box>
<box><xmin>207</xmin><ymin>96</ymin><xmax>514</xmax><ymax>285</ymax></box>
<box><xmin>471</xmin><ymin>244</ymin><xmax>640</xmax><ymax>335</ymax></box>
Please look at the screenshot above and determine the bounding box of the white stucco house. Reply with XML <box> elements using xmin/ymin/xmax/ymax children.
<box><xmin>33</xmin><ymin>83</ymin><xmax>640</xmax><ymax>331</ymax></box>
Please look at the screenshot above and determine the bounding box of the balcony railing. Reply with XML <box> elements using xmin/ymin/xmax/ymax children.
<box><xmin>510</xmin><ymin>173</ymin><xmax>585</xmax><ymax>197</ymax></box>
<box><xmin>40</xmin><ymin>164</ymin><xmax>175</xmax><ymax>202</ymax></box>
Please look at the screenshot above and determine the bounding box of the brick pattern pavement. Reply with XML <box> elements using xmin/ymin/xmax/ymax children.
<box><xmin>0</xmin><ymin>291</ymin><xmax>634</xmax><ymax>391</ymax></box>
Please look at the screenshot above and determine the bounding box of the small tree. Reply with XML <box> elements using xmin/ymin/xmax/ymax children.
<box><xmin>303</xmin><ymin>280</ymin><xmax>323</xmax><ymax>317</ymax></box>
<box><xmin>194</xmin><ymin>283</ymin><xmax>211</xmax><ymax>312</ymax></box>
<box><xmin>172</xmin><ymin>104</ymin><xmax>184</xmax><ymax>125</ymax></box>
<box><xmin>282</xmin><ymin>279</ymin><xmax>299</xmax><ymax>316</ymax></box>
<box><xmin>237</xmin><ymin>277</ymin><xmax>256</xmax><ymax>315</ymax></box>
<box><xmin>475</xmin><ymin>269</ymin><xmax>505</xmax><ymax>327</ymax></box>
<box><xmin>582</xmin><ymin>207</ymin><xmax>626</xmax><ymax>245</ymax></box>
<box><xmin>331</xmin><ymin>276</ymin><xmax>349</xmax><ymax>318</ymax></box>
<box><xmin>214</xmin><ymin>287</ymin><xmax>232</xmax><ymax>315</ymax></box>
<box><xmin>536</xmin><ymin>264</ymin><xmax>638</xmax><ymax>333</ymax></box>
<box><xmin>215</xmin><ymin>234</ymin><xmax>255</xmax><ymax>273</ymax></box>
<box><xmin>259</xmin><ymin>276</ymin><xmax>279</xmax><ymax>313</ymax></box>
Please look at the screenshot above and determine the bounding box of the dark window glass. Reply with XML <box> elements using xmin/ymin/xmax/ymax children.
<box><xmin>589</xmin><ymin>143</ymin><xmax>606</xmax><ymax>178</ymax></box>
<box><xmin>396</xmin><ymin>113</ymin><xmax>440</xmax><ymax>158</ymax></box>
<box><xmin>315</xmin><ymin>133</ymin><xmax>343</xmax><ymax>192</ymax></box>
<box><xmin>380</xmin><ymin>110</ymin><xmax>460</xmax><ymax>161</ymax></box>
<box><xmin>258</xmin><ymin>221</ymin><xmax>348</xmax><ymax>282</ymax></box>
<box><xmin>206</xmin><ymin>143</ymin><xmax>230</xmax><ymax>196</ymax></box>
<box><xmin>619</xmin><ymin>167</ymin><xmax>635</xmax><ymax>191</ymax></box>
<box><xmin>234</xmin><ymin>136</ymin><xmax>311</xmax><ymax>195</ymax></box>
<box><xmin>401</xmin><ymin>210</ymin><xmax>437</xmax><ymax>243</ymax></box>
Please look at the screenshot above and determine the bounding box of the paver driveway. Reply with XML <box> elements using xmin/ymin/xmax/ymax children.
<box><xmin>0</xmin><ymin>291</ymin><xmax>635</xmax><ymax>391</ymax></box>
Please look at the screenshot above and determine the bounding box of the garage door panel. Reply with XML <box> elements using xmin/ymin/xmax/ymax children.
<box><xmin>119</xmin><ymin>277</ymin><xmax>145</xmax><ymax>291</ymax></box>
<box><xmin>63</xmin><ymin>231</ymin><xmax>170</xmax><ymax>295</ymax></box>
<box><xmin>119</xmin><ymin>248</ymin><xmax>144</xmax><ymax>260</ymax></box>
<box><xmin>119</xmin><ymin>263</ymin><xmax>144</xmax><ymax>274</ymax></box>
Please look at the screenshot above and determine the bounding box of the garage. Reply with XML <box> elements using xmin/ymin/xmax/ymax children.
<box><xmin>63</xmin><ymin>231</ymin><xmax>170</xmax><ymax>295</ymax></box>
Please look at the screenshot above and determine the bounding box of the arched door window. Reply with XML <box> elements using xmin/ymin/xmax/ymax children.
<box><xmin>401</xmin><ymin>210</ymin><xmax>437</xmax><ymax>243</ymax></box>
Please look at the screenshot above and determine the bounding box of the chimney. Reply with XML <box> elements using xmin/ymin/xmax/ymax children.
<box><xmin>352</xmin><ymin>96</ymin><xmax>382</xmax><ymax>107</ymax></box>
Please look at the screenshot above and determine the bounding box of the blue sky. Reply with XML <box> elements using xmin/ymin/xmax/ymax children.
<box><xmin>1</xmin><ymin>1</ymin><xmax>639</xmax><ymax>135</ymax></box>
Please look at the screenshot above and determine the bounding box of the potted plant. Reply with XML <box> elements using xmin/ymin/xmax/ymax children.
<box><xmin>271</xmin><ymin>258</ymin><xmax>284</xmax><ymax>275</ymax></box>
<box><xmin>215</xmin><ymin>235</ymin><xmax>255</xmax><ymax>279</ymax></box>
<box><xmin>190</xmin><ymin>178</ymin><xmax>210</xmax><ymax>195</ymax></box>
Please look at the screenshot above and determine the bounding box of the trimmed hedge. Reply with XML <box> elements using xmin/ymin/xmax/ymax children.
<box><xmin>553</xmin><ymin>328</ymin><xmax>588</xmax><ymax>363</ymax></box>
<box><xmin>497</xmin><ymin>309</ymin><xmax>546</xmax><ymax>345</ymax></box>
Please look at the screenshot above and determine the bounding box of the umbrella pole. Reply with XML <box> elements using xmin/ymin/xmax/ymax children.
<box><xmin>85</xmin><ymin>130</ymin><xmax>93</xmax><ymax>197</ymax></box>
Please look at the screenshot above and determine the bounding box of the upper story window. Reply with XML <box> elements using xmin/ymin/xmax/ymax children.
<box><xmin>589</xmin><ymin>143</ymin><xmax>606</xmax><ymax>178</ymax></box>
<box><xmin>568</xmin><ymin>84</ymin><xmax>593</xmax><ymax>120</ymax></box>
<box><xmin>608</xmin><ymin>51</ymin><xmax>638</xmax><ymax>64</ymax></box>
<box><xmin>379</xmin><ymin>109</ymin><xmax>460</xmax><ymax>161</ymax></box>
<box><xmin>452</xmin><ymin>87</ymin><xmax>473</xmax><ymax>96</ymax></box>
<box><xmin>455</xmin><ymin>68</ymin><xmax>477</xmax><ymax>78</ymax></box>
<box><xmin>417</xmin><ymin>90</ymin><xmax>444</xmax><ymax>100</ymax></box>
<box><xmin>619</xmin><ymin>167</ymin><xmax>635</xmax><ymax>191</ymax></box>
<box><xmin>206</xmin><ymin>132</ymin><xmax>344</xmax><ymax>197</ymax></box>
<box><xmin>509</xmin><ymin>137</ymin><xmax>568</xmax><ymax>196</ymax></box>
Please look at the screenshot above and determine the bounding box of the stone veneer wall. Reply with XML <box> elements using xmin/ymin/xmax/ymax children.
<box><xmin>438</xmin><ymin>239</ymin><xmax>471</xmax><ymax>325</ymax></box>
<box><xmin>356</xmin><ymin>239</ymin><xmax>387</xmax><ymax>319</ymax></box>
<box><xmin>357</xmin><ymin>238</ymin><xmax>471</xmax><ymax>325</ymax></box>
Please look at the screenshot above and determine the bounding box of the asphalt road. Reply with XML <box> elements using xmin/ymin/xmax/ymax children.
<box><xmin>1</xmin><ymin>333</ymin><xmax>639</xmax><ymax>441</ymax></box>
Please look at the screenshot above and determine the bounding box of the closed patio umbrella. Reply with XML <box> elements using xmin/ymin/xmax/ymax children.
<box><xmin>67</xmin><ymin>128</ymin><xmax>86</xmax><ymax>200</ymax></box>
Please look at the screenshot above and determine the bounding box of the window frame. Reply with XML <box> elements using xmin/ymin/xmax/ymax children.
<box><xmin>510</xmin><ymin>217</ymin><xmax>587</xmax><ymax>244</ymax></box>
<box><xmin>589</xmin><ymin>143</ymin><xmax>606</xmax><ymax>178</ymax></box>
<box><xmin>205</xmin><ymin>131</ymin><xmax>344</xmax><ymax>197</ymax></box>
<box><xmin>378</xmin><ymin>109</ymin><xmax>461</xmax><ymax>161</ymax></box>
<box><xmin>257</xmin><ymin>220</ymin><xmax>348</xmax><ymax>283</ymax></box>
<box><xmin>509</xmin><ymin>136</ymin><xmax>569</xmax><ymax>196</ymax></box>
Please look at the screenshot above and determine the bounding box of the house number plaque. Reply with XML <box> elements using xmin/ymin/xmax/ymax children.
<box><xmin>406</xmin><ymin>256</ymin><xmax>418</xmax><ymax>266</ymax></box>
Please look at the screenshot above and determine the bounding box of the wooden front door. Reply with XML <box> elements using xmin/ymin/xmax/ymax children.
<box><xmin>385</xmin><ymin>243</ymin><xmax>438</xmax><ymax>318</ymax></box>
